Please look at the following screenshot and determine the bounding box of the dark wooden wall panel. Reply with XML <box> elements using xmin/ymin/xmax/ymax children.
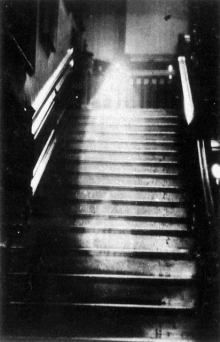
<box><xmin>84</xmin><ymin>0</ymin><xmax>126</xmax><ymax>61</ymax></box>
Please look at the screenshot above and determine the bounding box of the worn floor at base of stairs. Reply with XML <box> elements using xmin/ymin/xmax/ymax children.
<box><xmin>3</xmin><ymin>108</ymin><xmax>208</xmax><ymax>341</ymax></box>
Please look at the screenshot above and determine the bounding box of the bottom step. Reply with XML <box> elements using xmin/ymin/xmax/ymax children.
<box><xmin>3</xmin><ymin>305</ymin><xmax>199</xmax><ymax>340</ymax></box>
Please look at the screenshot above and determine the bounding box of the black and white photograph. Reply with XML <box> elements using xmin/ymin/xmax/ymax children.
<box><xmin>0</xmin><ymin>0</ymin><xmax>220</xmax><ymax>341</ymax></box>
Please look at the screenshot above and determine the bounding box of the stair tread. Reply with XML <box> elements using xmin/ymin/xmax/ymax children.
<box><xmin>77</xmin><ymin>109</ymin><xmax>179</xmax><ymax>117</ymax></box>
<box><xmin>14</xmin><ymin>246</ymin><xmax>191</xmax><ymax>255</ymax></box>
<box><xmin>0</xmin><ymin>338</ymin><xmax>200</xmax><ymax>342</ymax></box>
<box><xmin>9</xmin><ymin>277</ymin><xmax>196</xmax><ymax>307</ymax></box>
<box><xmin>9</xmin><ymin>273</ymin><xmax>195</xmax><ymax>281</ymax></box>
<box><xmin>9</xmin><ymin>253</ymin><xmax>196</xmax><ymax>278</ymax></box>
<box><xmin>33</xmin><ymin>210</ymin><xmax>189</xmax><ymax>223</ymax></box>
<box><xmin>65</xmin><ymin>159</ymin><xmax>179</xmax><ymax>165</ymax></box>
<box><xmin>64</xmin><ymin>170</ymin><xmax>182</xmax><ymax>177</ymax></box>
<box><xmin>73</xmin><ymin>122</ymin><xmax>179</xmax><ymax>126</ymax></box>
<box><xmin>9</xmin><ymin>243</ymin><xmax>193</xmax><ymax>254</ymax></box>
<box><xmin>67</xmin><ymin>143</ymin><xmax>180</xmax><ymax>152</ymax></box>
<box><xmin>69</xmin><ymin>131</ymin><xmax>179</xmax><ymax>134</ymax></box>
<box><xmin>67</xmin><ymin>148</ymin><xmax>180</xmax><ymax>153</ymax></box>
<box><xmin>8</xmin><ymin>302</ymin><xmax>195</xmax><ymax>310</ymax></box>
<box><xmin>68</xmin><ymin>133</ymin><xmax>180</xmax><ymax>142</ymax></box>
<box><xmin>73</xmin><ymin>119</ymin><xmax>179</xmax><ymax>125</ymax></box>
<box><xmin>67</xmin><ymin>182</ymin><xmax>184</xmax><ymax>191</ymax></box>
<box><xmin>75</xmin><ymin>113</ymin><xmax>179</xmax><ymax>117</ymax></box>
<box><xmin>68</xmin><ymin>139</ymin><xmax>180</xmax><ymax>144</ymax></box>
<box><xmin>4</xmin><ymin>302</ymin><xmax>199</xmax><ymax>341</ymax></box>
<box><xmin>65</xmin><ymin>196</ymin><xmax>187</xmax><ymax>204</ymax></box>
<box><xmin>66</xmin><ymin>172</ymin><xmax>184</xmax><ymax>183</ymax></box>
<box><xmin>66</xmin><ymin>152</ymin><xmax>180</xmax><ymax>163</ymax></box>
<box><xmin>29</xmin><ymin>216</ymin><xmax>189</xmax><ymax>232</ymax></box>
<box><xmin>65</xmin><ymin>171</ymin><xmax>182</xmax><ymax>177</ymax></box>
<box><xmin>79</xmin><ymin>108</ymin><xmax>178</xmax><ymax>113</ymax></box>
<box><xmin>22</xmin><ymin>227</ymin><xmax>193</xmax><ymax>252</ymax></box>
<box><xmin>61</xmin><ymin>163</ymin><xmax>183</xmax><ymax>175</ymax></box>
<box><xmin>71</xmin><ymin>128</ymin><xmax>179</xmax><ymax>133</ymax></box>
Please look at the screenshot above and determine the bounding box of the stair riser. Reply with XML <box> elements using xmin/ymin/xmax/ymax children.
<box><xmin>57</xmin><ymin>232</ymin><xmax>192</xmax><ymax>252</ymax></box>
<box><xmin>73</xmin><ymin>118</ymin><xmax>179</xmax><ymax>125</ymax></box>
<box><xmin>92</xmin><ymin>101</ymin><xmax>173</xmax><ymax>110</ymax></box>
<box><xmin>9</xmin><ymin>251</ymin><xmax>196</xmax><ymax>278</ymax></box>
<box><xmin>76</xmin><ymin>109</ymin><xmax>178</xmax><ymax>117</ymax></box>
<box><xmin>64</xmin><ymin>163</ymin><xmax>183</xmax><ymax>175</ymax></box>
<box><xmin>67</xmin><ymin>142</ymin><xmax>180</xmax><ymax>152</ymax></box>
<box><xmin>79</xmin><ymin>108</ymin><xmax>178</xmax><ymax>115</ymax></box>
<box><xmin>68</xmin><ymin>133</ymin><xmax>179</xmax><ymax>142</ymax></box>
<box><xmin>30</xmin><ymin>217</ymin><xmax>189</xmax><ymax>233</ymax></box>
<box><xmin>72</xmin><ymin>124</ymin><xmax>179</xmax><ymax>133</ymax></box>
<box><xmin>66</xmin><ymin>189</ymin><xmax>186</xmax><ymax>202</ymax></box>
<box><xmin>21</xmin><ymin>231</ymin><xmax>193</xmax><ymax>253</ymax></box>
<box><xmin>67</xmin><ymin>174</ymin><xmax>184</xmax><ymax>189</ymax></box>
<box><xmin>8</xmin><ymin>275</ymin><xmax>196</xmax><ymax>308</ymax></box>
<box><xmin>78</xmin><ymin>111</ymin><xmax>178</xmax><ymax>116</ymax></box>
<box><xmin>67</xmin><ymin>203</ymin><xmax>188</xmax><ymax>218</ymax></box>
<box><xmin>66</xmin><ymin>152</ymin><xmax>180</xmax><ymax>163</ymax></box>
<box><xmin>5</xmin><ymin>305</ymin><xmax>199</xmax><ymax>339</ymax></box>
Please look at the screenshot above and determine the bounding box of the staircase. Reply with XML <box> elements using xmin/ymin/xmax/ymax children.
<box><xmin>4</xmin><ymin>106</ymin><xmax>199</xmax><ymax>341</ymax></box>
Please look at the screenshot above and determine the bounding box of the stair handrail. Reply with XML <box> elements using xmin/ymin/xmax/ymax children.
<box><xmin>31</xmin><ymin>48</ymin><xmax>74</xmax><ymax>195</ymax></box>
<box><xmin>32</xmin><ymin>48</ymin><xmax>73</xmax><ymax>137</ymax></box>
<box><xmin>178</xmin><ymin>56</ymin><xmax>215</xmax><ymax>226</ymax></box>
<box><xmin>197</xmin><ymin>139</ymin><xmax>215</xmax><ymax>222</ymax></box>
<box><xmin>178</xmin><ymin>56</ymin><xmax>194</xmax><ymax>125</ymax></box>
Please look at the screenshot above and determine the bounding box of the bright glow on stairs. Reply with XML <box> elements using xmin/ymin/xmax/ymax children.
<box><xmin>90</xmin><ymin>62</ymin><xmax>140</xmax><ymax>108</ymax></box>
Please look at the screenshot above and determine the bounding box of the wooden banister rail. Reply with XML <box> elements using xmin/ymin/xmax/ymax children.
<box><xmin>178</xmin><ymin>52</ymin><xmax>220</xmax><ymax>333</ymax></box>
<box><xmin>32</xmin><ymin>48</ymin><xmax>73</xmax><ymax>137</ymax></box>
<box><xmin>197</xmin><ymin>140</ymin><xmax>215</xmax><ymax>222</ymax></box>
<box><xmin>178</xmin><ymin>55</ymin><xmax>214</xmax><ymax>227</ymax></box>
<box><xmin>178</xmin><ymin>56</ymin><xmax>194</xmax><ymax>125</ymax></box>
<box><xmin>31</xmin><ymin>48</ymin><xmax>74</xmax><ymax>195</ymax></box>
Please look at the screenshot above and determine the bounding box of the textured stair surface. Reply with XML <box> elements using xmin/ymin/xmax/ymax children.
<box><xmin>4</xmin><ymin>108</ymin><xmax>199</xmax><ymax>341</ymax></box>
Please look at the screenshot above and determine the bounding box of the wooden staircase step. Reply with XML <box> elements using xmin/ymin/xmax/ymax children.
<box><xmin>66</xmin><ymin>151</ymin><xmax>180</xmax><ymax>163</ymax></box>
<box><xmin>63</xmin><ymin>162</ymin><xmax>183</xmax><ymax>176</ymax></box>
<box><xmin>72</xmin><ymin>117</ymin><xmax>179</xmax><ymax>125</ymax></box>
<box><xmin>55</xmin><ymin>232</ymin><xmax>192</xmax><ymax>252</ymax></box>
<box><xmin>65</xmin><ymin>173</ymin><xmax>184</xmax><ymax>188</ymax></box>
<box><xmin>9</xmin><ymin>248</ymin><xmax>196</xmax><ymax>277</ymax></box>
<box><xmin>68</xmin><ymin>132</ymin><xmax>180</xmax><ymax>142</ymax></box>
<box><xmin>65</xmin><ymin>188</ymin><xmax>186</xmax><ymax>203</ymax></box>
<box><xmin>62</xmin><ymin>201</ymin><xmax>187</xmax><ymax>218</ymax></box>
<box><xmin>78</xmin><ymin>107</ymin><xmax>179</xmax><ymax>117</ymax></box>
<box><xmin>7</xmin><ymin>273</ymin><xmax>196</xmax><ymax>308</ymax></box>
<box><xmin>80</xmin><ymin>106</ymin><xmax>178</xmax><ymax>116</ymax></box>
<box><xmin>67</xmin><ymin>141</ymin><xmax>180</xmax><ymax>152</ymax></box>
<box><xmin>71</xmin><ymin>123</ymin><xmax>179</xmax><ymax>133</ymax></box>
<box><xmin>30</xmin><ymin>216</ymin><xmax>190</xmax><ymax>233</ymax></box>
<box><xmin>6</xmin><ymin>302</ymin><xmax>196</xmax><ymax>313</ymax></box>
<box><xmin>4</xmin><ymin>307</ymin><xmax>198</xmax><ymax>340</ymax></box>
<box><xmin>20</xmin><ymin>231</ymin><xmax>193</xmax><ymax>253</ymax></box>
<box><xmin>33</xmin><ymin>201</ymin><xmax>189</xmax><ymax>219</ymax></box>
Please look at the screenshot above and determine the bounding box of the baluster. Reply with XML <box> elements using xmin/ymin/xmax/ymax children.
<box><xmin>157</xmin><ymin>78</ymin><xmax>165</xmax><ymax>108</ymax></box>
<box><xmin>166</xmin><ymin>77</ymin><xmax>173</xmax><ymax>108</ymax></box>
<box><xmin>143</xmin><ymin>78</ymin><xmax>150</xmax><ymax>108</ymax></box>
<box><xmin>135</xmin><ymin>78</ymin><xmax>142</xmax><ymax>108</ymax></box>
<box><xmin>151</xmin><ymin>78</ymin><xmax>157</xmax><ymax>108</ymax></box>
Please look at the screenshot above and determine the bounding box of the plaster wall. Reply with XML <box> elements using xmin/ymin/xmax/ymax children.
<box><xmin>125</xmin><ymin>0</ymin><xmax>189</xmax><ymax>56</ymax></box>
